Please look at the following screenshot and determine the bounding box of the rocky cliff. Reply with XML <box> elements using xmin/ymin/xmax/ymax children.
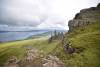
<box><xmin>52</xmin><ymin>3</ymin><xmax>100</xmax><ymax>67</ymax></box>
<box><xmin>68</xmin><ymin>3</ymin><xmax>100</xmax><ymax>31</ymax></box>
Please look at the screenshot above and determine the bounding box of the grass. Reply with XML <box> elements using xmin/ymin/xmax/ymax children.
<box><xmin>0</xmin><ymin>22</ymin><xmax>100</xmax><ymax>67</ymax></box>
<box><xmin>53</xmin><ymin>22</ymin><xmax>100</xmax><ymax>67</ymax></box>
<box><xmin>0</xmin><ymin>37</ymin><xmax>59</xmax><ymax>65</ymax></box>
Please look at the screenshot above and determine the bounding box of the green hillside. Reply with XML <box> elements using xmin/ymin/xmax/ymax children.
<box><xmin>0</xmin><ymin>3</ymin><xmax>100</xmax><ymax>67</ymax></box>
<box><xmin>0</xmin><ymin>37</ymin><xmax>59</xmax><ymax>65</ymax></box>
<box><xmin>53</xmin><ymin>4</ymin><xmax>100</xmax><ymax>67</ymax></box>
<box><xmin>53</xmin><ymin>22</ymin><xmax>100</xmax><ymax>67</ymax></box>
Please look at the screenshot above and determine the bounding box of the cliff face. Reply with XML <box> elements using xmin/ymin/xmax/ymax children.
<box><xmin>68</xmin><ymin>3</ymin><xmax>100</xmax><ymax>31</ymax></box>
<box><xmin>53</xmin><ymin>3</ymin><xmax>100</xmax><ymax>67</ymax></box>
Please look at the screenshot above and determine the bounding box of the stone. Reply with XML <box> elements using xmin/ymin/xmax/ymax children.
<box><xmin>97</xmin><ymin>3</ymin><xmax>100</xmax><ymax>7</ymax></box>
<box><xmin>67</xmin><ymin>46</ymin><xmax>75</xmax><ymax>54</ymax></box>
<box><xmin>42</xmin><ymin>55</ymin><xmax>66</xmax><ymax>67</ymax></box>
<box><xmin>5</xmin><ymin>56</ymin><xmax>19</xmax><ymax>67</ymax></box>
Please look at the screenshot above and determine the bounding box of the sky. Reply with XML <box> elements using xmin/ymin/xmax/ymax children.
<box><xmin>0</xmin><ymin>0</ymin><xmax>100</xmax><ymax>31</ymax></box>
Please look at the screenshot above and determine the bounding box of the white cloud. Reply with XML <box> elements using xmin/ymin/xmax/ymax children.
<box><xmin>0</xmin><ymin>24</ymin><xmax>37</xmax><ymax>31</ymax></box>
<box><xmin>37</xmin><ymin>16</ymin><xmax>67</xmax><ymax>30</ymax></box>
<box><xmin>0</xmin><ymin>0</ymin><xmax>99</xmax><ymax>30</ymax></box>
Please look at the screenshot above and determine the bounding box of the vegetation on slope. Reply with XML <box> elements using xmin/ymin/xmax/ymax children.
<box><xmin>53</xmin><ymin>22</ymin><xmax>100</xmax><ymax>67</ymax></box>
<box><xmin>0</xmin><ymin>37</ymin><xmax>59</xmax><ymax>65</ymax></box>
<box><xmin>0</xmin><ymin>22</ymin><xmax>99</xmax><ymax>67</ymax></box>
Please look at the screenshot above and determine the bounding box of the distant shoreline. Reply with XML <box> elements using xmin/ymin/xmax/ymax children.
<box><xmin>0</xmin><ymin>36</ymin><xmax>49</xmax><ymax>43</ymax></box>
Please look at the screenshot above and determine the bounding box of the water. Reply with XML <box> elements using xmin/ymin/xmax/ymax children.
<box><xmin>0</xmin><ymin>31</ymin><xmax>47</xmax><ymax>42</ymax></box>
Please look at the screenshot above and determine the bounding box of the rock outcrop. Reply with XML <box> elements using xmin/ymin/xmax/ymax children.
<box><xmin>68</xmin><ymin>3</ymin><xmax>100</xmax><ymax>31</ymax></box>
<box><xmin>4</xmin><ymin>49</ymin><xmax>66</xmax><ymax>67</ymax></box>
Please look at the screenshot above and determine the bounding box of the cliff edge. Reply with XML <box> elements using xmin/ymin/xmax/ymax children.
<box><xmin>68</xmin><ymin>3</ymin><xmax>100</xmax><ymax>31</ymax></box>
<box><xmin>54</xmin><ymin>3</ymin><xmax>100</xmax><ymax>67</ymax></box>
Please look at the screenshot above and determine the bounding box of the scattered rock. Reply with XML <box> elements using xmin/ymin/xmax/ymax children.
<box><xmin>4</xmin><ymin>56</ymin><xmax>20</xmax><ymax>67</ymax></box>
<box><xmin>3</xmin><ymin>48</ymin><xmax>67</xmax><ymax>67</ymax></box>
<box><xmin>42</xmin><ymin>55</ymin><xmax>66</xmax><ymax>67</ymax></box>
<box><xmin>25</xmin><ymin>48</ymin><xmax>39</xmax><ymax>62</ymax></box>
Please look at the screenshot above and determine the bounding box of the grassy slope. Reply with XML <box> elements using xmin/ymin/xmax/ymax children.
<box><xmin>0</xmin><ymin>23</ymin><xmax>99</xmax><ymax>67</ymax></box>
<box><xmin>0</xmin><ymin>37</ymin><xmax>59</xmax><ymax>65</ymax></box>
<box><xmin>53</xmin><ymin>22</ymin><xmax>100</xmax><ymax>67</ymax></box>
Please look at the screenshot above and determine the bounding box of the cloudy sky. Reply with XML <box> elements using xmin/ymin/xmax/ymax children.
<box><xmin>0</xmin><ymin>0</ymin><xmax>99</xmax><ymax>31</ymax></box>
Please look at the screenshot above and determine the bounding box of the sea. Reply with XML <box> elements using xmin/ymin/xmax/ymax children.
<box><xmin>0</xmin><ymin>30</ymin><xmax>48</xmax><ymax>42</ymax></box>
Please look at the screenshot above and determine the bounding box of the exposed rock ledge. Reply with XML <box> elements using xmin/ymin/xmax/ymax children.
<box><xmin>68</xmin><ymin>3</ymin><xmax>100</xmax><ymax>31</ymax></box>
<box><xmin>68</xmin><ymin>19</ymin><xmax>90</xmax><ymax>31</ymax></box>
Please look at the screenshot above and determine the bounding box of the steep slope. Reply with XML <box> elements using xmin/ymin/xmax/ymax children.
<box><xmin>53</xmin><ymin>3</ymin><xmax>100</xmax><ymax>67</ymax></box>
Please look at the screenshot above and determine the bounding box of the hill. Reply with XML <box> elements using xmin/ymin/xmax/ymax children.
<box><xmin>0</xmin><ymin>37</ymin><xmax>60</xmax><ymax>66</ymax></box>
<box><xmin>0</xmin><ymin>3</ymin><xmax>100</xmax><ymax>67</ymax></box>
<box><xmin>53</xmin><ymin>3</ymin><xmax>100</xmax><ymax>67</ymax></box>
